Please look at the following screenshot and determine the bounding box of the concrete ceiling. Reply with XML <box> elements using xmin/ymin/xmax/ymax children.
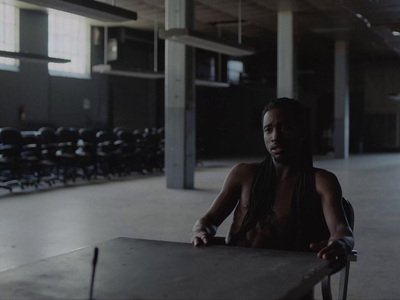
<box><xmin>101</xmin><ymin>0</ymin><xmax>400</xmax><ymax>61</ymax></box>
<box><xmin>12</xmin><ymin>0</ymin><xmax>400</xmax><ymax>62</ymax></box>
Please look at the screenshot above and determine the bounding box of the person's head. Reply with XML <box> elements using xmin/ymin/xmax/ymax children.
<box><xmin>262</xmin><ymin>97</ymin><xmax>310</xmax><ymax>164</ymax></box>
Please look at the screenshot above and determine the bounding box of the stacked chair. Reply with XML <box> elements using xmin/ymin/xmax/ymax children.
<box><xmin>0</xmin><ymin>127</ymin><xmax>25</xmax><ymax>191</ymax></box>
<box><xmin>55</xmin><ymin>127</ymin><xmax>79</xmax><ymax>183</ymax></box>
<box><xmin>140</xmin><ymin>127</ymin><xmax>165</xmax><ymax>173</ymax></box>
<box><xmin>76</xmin><ymin>128</ymin><xmax>99</xmax><ymax>179</ymax></box>
<box><xmin>115</xmin><ymin>128</ymin><xmax>142</xmax><ymax>175</ymax></box>
<box><xmin>96</xmin><ymin>130</ymin><xmax>124</xmax><ymax>178</ymax></box>
<box><xmin>0</xmin><ymin>126</ymin><xmax>165</xmax><ymax>192</ymax></box>
<box><xmin>38</xmin><ymin>127</ymin><xmax>62</xmax><ymax>185</ymax></box>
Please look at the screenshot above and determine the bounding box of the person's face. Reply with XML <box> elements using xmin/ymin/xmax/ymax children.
<box><xmin>262</xmin><ymin>108</ymin><xmax>303</xmax><ymax>164</ymax></box>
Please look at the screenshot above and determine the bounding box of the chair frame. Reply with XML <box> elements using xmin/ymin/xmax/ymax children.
<box><xmin>321</xmin><ymin>198</ymin><xmax>357</xmax><ymax>300</ymax></box>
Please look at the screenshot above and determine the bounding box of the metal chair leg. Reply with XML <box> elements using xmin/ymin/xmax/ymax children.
<box><xmin>339</xmin><ymin>259</ymin><xmax>354</xmax><ymax>300</ymax></box>
<box><xmin>322</xmin><ymin>274</ymin><xmax>333</xmax><ymax>300</ymax></box>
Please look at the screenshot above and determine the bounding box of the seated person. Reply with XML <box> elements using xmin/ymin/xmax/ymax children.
<box><xmin>191</xmin><ymin>97</ymin><xmax>354</xmax><ymax>264</ymax></box>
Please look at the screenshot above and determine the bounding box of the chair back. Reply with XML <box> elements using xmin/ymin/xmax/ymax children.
<box><xmin>342</xmin><ymin>198</ymin><xmax>354</xmax><ymax>230</ymax></box>
<box><xmin>0</xmin><ymin>127</ymin><xmax>23</xmax><ymax>146</ymax></box>
<box><xmin>56</xmin><ymin>127</ymin><xmax>78</xmax><ymax>145</ymax></box>
<box><xmin>38</xmin><ymin>127</ymin><xmax>58</xmax><ymax>144</ymax></box>
<box><xmin>79</xmin><ymin>128</ymin><xmax>97</xmax><ymax>144</ymax></box>
<box><xmin>0</xmin><ymin>127</ymin><xmax>23</xmax><ymax>158</ymax></box>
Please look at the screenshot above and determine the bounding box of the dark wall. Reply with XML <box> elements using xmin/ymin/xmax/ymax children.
<box><xmin>0</xmin><ymin>10</ymin><xmax>163</xmax><ymax>132</ymax></box>
<box><xmin>104</xmin><ymin>27</ymin><xmax>165</xmax><ymax>131</ymax></box>
<box><xmin>197</xmin><ymin>84</ymin><xmax>275</xmax><ymax>157</ymax></box>
<box><xmin>297</xmin><ymin>61</ymin><xmax>368</xmax><ymax>155</ymax></box>
<box><xmin>0</xmin><ymin>9</ymin><xmax>110</xmax><ymax>130</ymax></box>
<box><xmin>110</xmin><ymin>76</ymin><xmax>164</xmax><ymax>130</ymax></box>
<box><xmin>49</xmin><ymin>74</ymin><xmax>109</xmax><ymax>128</ymax></box>
<box><xmin>0</xmin><ymin>67</ymin><xmax>22</xmax><ymax>127</ymax></box>
<box><xmin>19</xmin><ymin>9</ymin><xmax>49</xmax><ymax>127</ymax></box>
<box><xmin>0</xmin><ymin>9</ymin><xmax>51</xmax><ymax>129</ymax></box>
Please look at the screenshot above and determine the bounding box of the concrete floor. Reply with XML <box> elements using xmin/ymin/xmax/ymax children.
<box><xmin>0</xmin><ymin>153</ymin><xmax>400</xmax><ymax>299</ymax></box>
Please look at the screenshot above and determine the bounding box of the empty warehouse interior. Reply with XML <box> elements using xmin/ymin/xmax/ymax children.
<box><xmin>1</xmin><ymin>1</ymin><xmax>400</xmax><ymax>299</ymax></box>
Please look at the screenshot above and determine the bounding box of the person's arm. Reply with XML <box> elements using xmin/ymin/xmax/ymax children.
<box><xmin>310</xmin><ymin>169</ymin><xmax>354</xmax><ymax>261</ymax></box>
<box><xmin>191</xmin><ymin>163</ymin><xmax>247</xmax><ymax>246</ymax></box>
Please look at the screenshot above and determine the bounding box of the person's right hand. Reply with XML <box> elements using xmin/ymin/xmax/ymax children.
<box><xmin>190</xmin><ymin>221</ymin><xmax>216</xmax><ymax>247</ymax></box>
<box><xmin>190</xmin><ymin>229</ymin><xmax>211</xmax><ymax>246</ymax></box>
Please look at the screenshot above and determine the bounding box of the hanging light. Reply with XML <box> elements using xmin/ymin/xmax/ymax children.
<box><xmin>18</xmin><ymin>0</ymin><xmax>137</xmax><ymax>22</ymax></box>
<box><xmin>0</xmin><ymin>50</ymin><xmax>70</xmax><ymax>63</ymax></box>
<box><xmin>159</xmin><ymin>28</ymin><xmax>254</xmax><ymax>56</ymax></box>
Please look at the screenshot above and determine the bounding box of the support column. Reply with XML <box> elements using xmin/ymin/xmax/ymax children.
<box><xmin>165</xmin><ymin>0</ymin><xmax>196</xmax><ymax>189</ymax></box>
<box><xmin>277</xmin><ymin>10</ymin><xmax>295</xmax><ymax>99</ymax></box>
<box><xmin>333</xmin><ymin>40</ymin><xmax>350</xmax><ymax>159</ymax></box>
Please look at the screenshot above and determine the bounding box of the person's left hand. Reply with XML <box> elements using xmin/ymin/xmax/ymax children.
<box><xmin>310</xmin><ymin>239</ymin><xmax>350</xmax><ymax>266</ymax></box>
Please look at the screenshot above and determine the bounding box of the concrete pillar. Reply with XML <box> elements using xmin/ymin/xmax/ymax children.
<box><xmin>277</xmin><ymin>10</ymin><xmax>295</xmax><ymax>99</ymax></box>
<box><xmin>165</xmin><ymin>0</ymin><xmax>196</xmax><ymax>189</ymax></box>
<box><xmin>333</xmin><ymin>40</ymin><xmax>350</xmax><ymax>159</ymax></box>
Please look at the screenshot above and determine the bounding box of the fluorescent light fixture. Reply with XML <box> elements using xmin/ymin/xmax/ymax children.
<box><xmin>92</xmin><ymin>64</ymin><xmax>230</xmax><ymax>87</ymax></box>
<box><xmin>159</xmin><ymin>28</ymin><xmax>254</xmax><ymax>56</ymax></box>
<box><xmin>18</xmin><ymin>0</ymin><xmax>137</xmax><ymax>22</ymax></box>
<box><xmin>0</xmin><ymin>50</ymin><xmax>70</xmax><ymax>63</ymax></box>
<box><xmin>392</xmin><ymin>31</ymin><xmax>400</xmax><ymax>37</ymax></box>
<box><xmin>92</xmin><ymin>64</ymin><xmax>164</xmax><ymax>79</ymax></box>
<box><xmin>195</xmin><ymin>79</ymin><xmax>230</xmax><ymax>88</ymax></box>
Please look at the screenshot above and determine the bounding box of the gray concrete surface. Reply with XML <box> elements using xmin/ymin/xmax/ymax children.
<box><xmin>0</xmin><ymin>153</ymin><xmax>399</xmax><ymax>299</ymax></box>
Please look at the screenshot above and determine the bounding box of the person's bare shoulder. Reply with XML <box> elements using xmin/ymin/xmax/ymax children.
<box><xmin>230</xmin><ymin>162</ymin><xmax>260</xmax><ymax>179</ymax></box>
<box><xmin>222</xmin><ymin>162</ymin><xmax>260</xmax><ymax>189</ymax></box>
<box><xmin>314</xmin><ymin>167</ymin><xmax>342</xmax><ymax>199</ymax></box>
<box><xmin>314</xmin><ymin>167</ymin><xmax>339</xmax><ymax>183</ymax></box>
<box><xmin>233</xmin><ymin>162</ymin><xmax>260</xmax><ymax>172</ymax></box>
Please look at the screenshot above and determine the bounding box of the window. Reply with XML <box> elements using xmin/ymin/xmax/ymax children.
<box><xmin>227</xmin><ymin>60</ymin><xmax>244</xmax><ymax>85</ymax></box>
<box><xmin>48</xmin><ymin>10</ymin><xmax>90</xmax><ymax>78</ymax></box>
<box><xmin>0</xmin><ymin>3</ymin><xmax>19</xmax><ymax>70</ymax></box>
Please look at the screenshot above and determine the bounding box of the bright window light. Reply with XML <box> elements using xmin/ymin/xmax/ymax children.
<box><xmin>227</xmin><ymin>60</ymin><xmax>243</xmax><ymax>84</ymax></box>
<box><xmin>0</xmin><ymin>2</ymin><xmax>19</xmax><ymax>70</ymax></box>
<box><xmin>48</xmin><ymin>10</ymin><xmax>90</xmax><ymax>78</ymax></box>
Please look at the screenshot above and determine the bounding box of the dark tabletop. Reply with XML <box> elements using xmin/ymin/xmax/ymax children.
<box><xmin>0</xmin><ymin>237</ymin><xmax>334</xmax><ymax>299</ymax></box>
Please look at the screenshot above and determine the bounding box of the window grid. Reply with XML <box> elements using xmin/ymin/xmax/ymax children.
<box><xmin>0</xmin><ymin>3</ymin><xmax>19</xmax><ymax>68</ymax></box>
<box><xmin>48</xmin><ymin>11</ymin><xmax>90</xmax><ymax>77</ymax></box>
